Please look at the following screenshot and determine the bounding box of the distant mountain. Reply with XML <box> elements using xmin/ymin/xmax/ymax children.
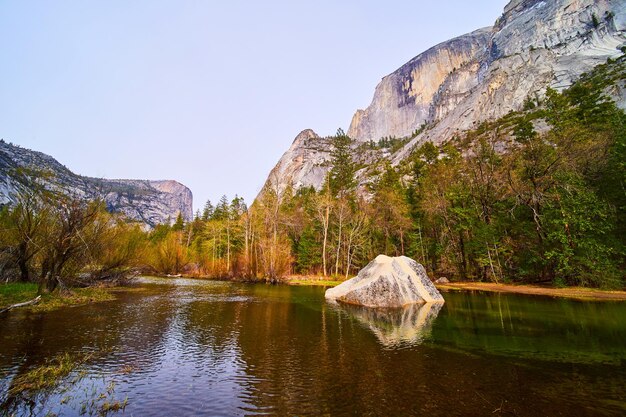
<box><xmin>0</xmin><ymin>140</ymin><xmax>193</xmax><ymax>228</ymax></box>
<box><xmin>263</xmin><ymin>0</ymin><xmax>626</xmax><ymax>195</ymax></box>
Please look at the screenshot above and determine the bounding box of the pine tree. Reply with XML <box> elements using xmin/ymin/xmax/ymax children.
<box><xmin>329</xmin><ymin>128</ymin><xmax>356</xmax><ymax>195</ymax></box>
<box><xmin>213</xmin><ymin>195</ymin><xmax>229</xmax><ymax>220</ymax></box>
<box><xmin>172</xmin><ymin>212</ymin><xmax>184</xmax><ymax>231</ymax></box>
<box><xmin>202</xmin><ymin>200</ymin><xmax>214</xmax><ymax>221</ymax></box>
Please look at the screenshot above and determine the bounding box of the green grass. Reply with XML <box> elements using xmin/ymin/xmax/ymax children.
<box><xmin>32</xmin><ymin>288</ymin><xmax>116</xmax><ymax>312</ymax></box>
<box><xmin>0</xmin><ymin>282</ymin><xmax>116</xmax><ymax>312</ymax></box>
<box><xmin>0</xmin><ymin>282</ymin><xmax>39</xmax><ymax>306</ymax></box>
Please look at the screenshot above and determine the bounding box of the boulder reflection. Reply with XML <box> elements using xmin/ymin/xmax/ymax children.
<box><xmin>334</xmin><ymin>302</ymin><xmax>443</xmax><ymax>348</ymax></box>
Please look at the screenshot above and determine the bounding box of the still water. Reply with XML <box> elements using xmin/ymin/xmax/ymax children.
<box><xmin>1</xmin><ymin>277</ymin><xmax>625</xmax><ymax>416</ymax></box>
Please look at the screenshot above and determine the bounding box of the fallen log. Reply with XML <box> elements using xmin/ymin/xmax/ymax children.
<box><xmin>0</xmin><ymin>295</ymin><xmax>41</xmax><ymax>314</ymax></box>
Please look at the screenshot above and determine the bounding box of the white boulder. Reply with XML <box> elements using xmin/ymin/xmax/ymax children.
<box><xmin>325</xmin><ymin>255</ymin><xmax>444</xmax><ymax>307</ymax></box>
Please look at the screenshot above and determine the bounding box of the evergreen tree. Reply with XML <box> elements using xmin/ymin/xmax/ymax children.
<box><xmin>329</xmin><ymin>128</ymin><xmax>356</xmax><ymax>195</ymax></box>
<box><xmin>213</xmin><ymin>195</ymin><xmax>230</xmax><ymax>220</ymax></box>
<box><xmin>172</xmin><ymin>212</ymin><xmax>184</xmax><ymax>231</ymax></box>
<box><xmin>202</xmin><ymin>200</ymin><xmax>214</xmax><ymax>221</ymax></box>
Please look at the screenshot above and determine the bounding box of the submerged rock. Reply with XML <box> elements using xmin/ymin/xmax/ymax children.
<box><xmin>325</xmin><ymin>255</ymin><xmax>444</xmax><ymax>307</ymax></box>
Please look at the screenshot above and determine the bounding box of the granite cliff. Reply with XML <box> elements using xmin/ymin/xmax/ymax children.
<box><xmin>263</xmin><ymin>0</ymin><xmax>626</xmax><ymax>194</ymax></box>
<box><xmin>0</xmin><ymin>140</ymin><xmax>193</xmax><ymax>228</ymax></box>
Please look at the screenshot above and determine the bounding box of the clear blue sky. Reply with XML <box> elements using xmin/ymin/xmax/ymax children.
<box><xmin>0</xmin><ymin>0</ymin><xmax>508</xmax><ymax>211</ymax></box>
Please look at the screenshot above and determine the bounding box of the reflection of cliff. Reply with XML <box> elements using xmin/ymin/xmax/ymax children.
<box><xmin>336</xmin><ymin>303</ymin><xmax>442</xmax><ymax>348</ymax></box>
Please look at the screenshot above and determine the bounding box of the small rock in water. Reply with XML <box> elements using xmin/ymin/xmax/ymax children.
<box><xmin>434</xmin><ymin>277</ymin><xmax>450</xmax><ymax>284</ymax></box>
<box><xmin>325</xmin><ymin>255</ymin><xmax>444</xmax><ymax>307</ymax></box>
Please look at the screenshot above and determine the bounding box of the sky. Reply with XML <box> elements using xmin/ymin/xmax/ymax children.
<box><xmin>0</xmin><ymin>0</ymin><xmax>508</xmax><ymax>211</ymax></box>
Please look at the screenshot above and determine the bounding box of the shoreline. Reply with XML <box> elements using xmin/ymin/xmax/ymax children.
<box><xmin>279</xmin><ymin>276</ymin><xmax>626</xmax><ymax>301</ymax></box>
<box><xmin>156</xmin><ymin>274</ymin><xmax>626</xmax><ymax>301</ymax></box>
<box><xmin>3</xmin><ymin>277</ymin><xmax>625</xmax><ymax>312</ymax></box>
<box><xmin>0</xmin><ymin>283</ymin><xmax>120</xmax><ymax>313</ymax></box>
<box><xmin>435</xmin><ymin>282</ymin><xmax>626</xmax><ymax>301</ymax></box>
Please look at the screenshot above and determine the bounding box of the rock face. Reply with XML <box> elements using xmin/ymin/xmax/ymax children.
<box><xmin>325</xmin><ymin>255</ymin><xmax>444</xmax><ymax>307</ymax></box>
<box><xmin>0</xmin><ymin>140</ymin><xmax>193</xmax><ymax>228</ymax></box>
<box><xmin>262</xmin><ymin>129</ymin><xmax>332</xmax><ymax>196</ymax></box>
<box><xmin>262</xmin><ymin>0</ymin><xmax>626</xmax><ymax>196</ymax></box>
<box><xmin>347</xmin><ymin>27</ymin><xmax>492</xmax><ymax>142</ymax></box>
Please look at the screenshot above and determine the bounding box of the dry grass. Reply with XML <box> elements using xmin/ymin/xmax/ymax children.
<box><xmin>8</xmin><ymin>352</ymin><xmax>93</xmax><ymax>396</ymax></box>
<box><xmin>437</xmin><ymin>282</ymin><xmax>626</xmax><ymax>301</ymax></box>
<box><xmin>100</xmin><ymin>397</ymin><xmax>128</xmax><ymax>414</ymax></box>
<box><xmin>284</xmin><ymin>275</ymin><xmax>344</xmax><ymax>287</ymax></box>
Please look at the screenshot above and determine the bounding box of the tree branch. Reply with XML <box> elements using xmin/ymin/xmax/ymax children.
<box><xmin>0</xmin><ymin>295</ymin><xmax>41</xmax><ymax>315</ymax></box>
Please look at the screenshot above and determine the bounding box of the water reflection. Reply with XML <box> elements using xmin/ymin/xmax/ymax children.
<box><xmin>433</xmin><ymin>290</ymin><xmax>626</xmax><ymax>365</ymax></box>
<box><xmin>334</xmin><ymin>302</ymin><xmax>443</xmax><ymax>348</ymax></box>
<box><xmin>1</xmin><ymin>279</ymin><xmax>625</xmax><ymax>416</ymax></box>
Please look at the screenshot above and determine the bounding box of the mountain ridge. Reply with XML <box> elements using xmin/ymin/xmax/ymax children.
<box><xmin>263</xmin><ymin>0</ymin><xmax>626</xmax><ymax>196</ymax></box>
<box><xmin>0</xmin><ymin>140</ymin><xmax>193</xmax><ymax>228</ymax></box>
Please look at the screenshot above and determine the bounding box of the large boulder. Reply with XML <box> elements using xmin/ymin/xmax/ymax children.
<box><xmin>325</xmin><ymin>255</ymin><xmax>444</xmax><ymax>307</ymax></box>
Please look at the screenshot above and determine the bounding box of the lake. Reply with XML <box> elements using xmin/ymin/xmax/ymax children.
<box><xmin>1</xmin><ymin>277</ymin><xmax>625</xmax><ymax>416</ymax></box>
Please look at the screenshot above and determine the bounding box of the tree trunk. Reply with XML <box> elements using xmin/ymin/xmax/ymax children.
<box><xmin>322</xmin><ymin>204</ymin><xmax>329</xmax><ymax>277</ymax></box>
<box><xmin>335</xmin><ymin>211</ymin><xmax>343</xmax><ymax>276</ymax></box>
<box><xmin>244</xmin><ymin>217</ymin><xmax>250</xmax><ymax>277</ymax></box>
<box><xmin>345</xmin><ymin>234</ymin><xmax>353</xmax><ymax>280</ymax></box>
<box><xmin>486</xmin><ymin>243</ymin><xmax>498</xmax><ymax>283</ymax></box>
<box><xmin>38</xmin><ymin>271</ymin><xmax>58</xmax><ymax>295</ymax></box>
<box><xmin>417</xmin><ymin>224</ymin><xmax>426</xmax><ymax>264</ymax></box>
<box><xmin>459</xmin><ymin>232</ymin><xmax>467</xmax><ymax>278</ymax></box>
<box><xmin>226</xmin><ymin>223</ymin><xmax>231</xmax><ymax>273</ymax></box>
<box><xmin>18</xmin><ymin>258</ymin><xmax>29</xmax><ymax>282</ymax></box>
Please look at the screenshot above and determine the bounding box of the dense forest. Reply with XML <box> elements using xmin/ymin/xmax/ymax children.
<box><xmin>1</xmin><ymin>56</ymin><xmax>624</xmax><ymax>290</ymax></box>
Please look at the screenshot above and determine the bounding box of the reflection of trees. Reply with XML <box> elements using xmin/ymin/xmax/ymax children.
<box><xmin>333</xmin><ymin>302</ymin><xmax>443</xmax><ymax>348</ymax></box>
<box><xmin>232</xmin><ymin>288</ymin><xmax>626</xmax><ymax>416</ymax></box>
<box><xmin>0</xmin><ymin>287</ymin><xmax>176</xmax><ymax>415</ymax></box>
<box><xmin>432</xmin><ymin>291</ymin><xmax>626</xmax><ymax>365</ymax></box>
<box><xmin>2</xmin><ymin>283</ymin><xmax>626</xmax><ymax>416</ymax></box>
<box><xmin>177</xmin><ymin>298</ymin><xmax>244</xmax><ymax>356</ymax></box>
<box><xmin>0</xmin><ymin>312</ymin><xmax>46</xmax><ymax>414</ymax></box>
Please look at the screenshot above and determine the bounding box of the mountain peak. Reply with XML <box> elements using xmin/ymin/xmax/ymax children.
<box><xmin>262</xmin><ymin>0</ymin><xmax>626</xmax><ymax>198</ymax></box>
